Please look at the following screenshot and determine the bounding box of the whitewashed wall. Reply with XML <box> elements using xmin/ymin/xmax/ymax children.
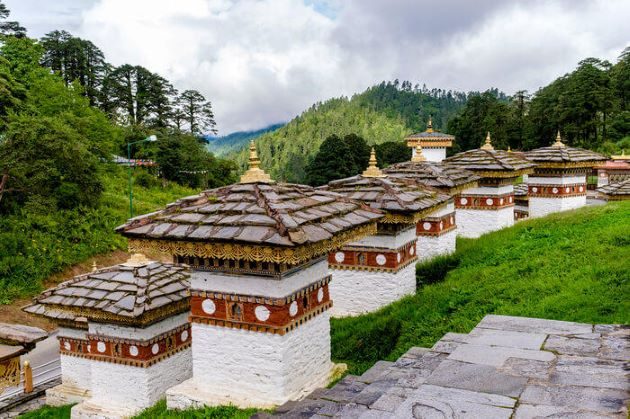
<box><xmin>415</xmin><ymin>147</ymin><xmax>447</xmax><ymax>162</ymax></box>
<box><xmin>329</xmin><ymin>264</ymin><xmax>416</xmax><ymax>317</ymax></box>
<box><xmin>74</xmin><ymin>348</ymin><xmax>192</xmax><ymax>418</ymax></box>
<box><xmin>457</xmin><ymin>207</ymin><xmax>514</xmax><ymax>238</ymax></box>
<box><xmin>416</xmin><ymin>229</ymin><xmax>457</xmax><ymax>262</ymax></box>
<box><xmin>529</xmin><ymin>195</ymin><xmax>586</xmax><ymax>218</ymax></box>
<box><xmin>167</xmin><ymin>313</ymin><xmax>332</xmax><ymax>409</ymax></box>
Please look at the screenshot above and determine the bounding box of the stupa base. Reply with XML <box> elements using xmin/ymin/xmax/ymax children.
<box><xmin>166</xmin><ymin>362</ymin><xmax>339</xmax><ymax>410</ymax></box>
<box><xmin>46</xmin><ymin>383</ymin><xmax>91</xmax><ymax>406</ymax></box>
<box><xmin>416</xmin><ymin>229</ymin><xmax>457</xmax><ymax>262</ymax></box>
<box><xmin>71</xmin><ymin>400</ymin><xmax>139</xmax><ymax>419</ymax></box>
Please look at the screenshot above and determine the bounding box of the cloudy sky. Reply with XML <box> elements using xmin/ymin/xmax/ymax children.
<box><xmin>6</xmin><ymin>0</ymin><xmax>630</xmax><ymax>133</ymax></box>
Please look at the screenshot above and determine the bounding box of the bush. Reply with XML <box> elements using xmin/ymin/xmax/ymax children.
<box><xmin>416</xmin><ymin>253</ymin><xmax>461</xmax><ymax>286</ymax></box>
<box><xmin>134</xmin><ymin>170</ymin><xmax>160</xmax><ymax>188</ymax></box>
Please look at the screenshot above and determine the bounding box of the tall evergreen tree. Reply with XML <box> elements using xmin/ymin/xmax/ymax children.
<box><xmin>0</xmin><ymin>1</ymin><xmax>25</xmax><ymax>37</ymax></box>
<box><xmin>177</xmin><ymin>89</ymin><xmax>217</xmax><ymax>135</ymax></box>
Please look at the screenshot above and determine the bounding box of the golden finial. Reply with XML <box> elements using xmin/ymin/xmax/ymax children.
<box><xmin>362</xmin><ymin>147</ymin><xmax>386</xmax><ymax>178</ymax></box>
<box><xmin>426</xmin><ymin>115</ymin><xmax>434</xmax><ymax>133</ymax></box>
<box><xmin>411</xmin><ymin>144</ymin><xmax>427</xmax><ymax>162</ymax></box>
<box><xmin>507</xmin><ymin>146</ymin><xmax>512</xmax><ymax>153</ymax></box>
<box><xmin>552</xmin><ymin>130</ymin><xmax>566</xmax><ymax>148</ymax></box>
<box><xmin>480</xmin><ymin>132</ymin><xmax>494</xmax><ymax>150</ymax></box>
<box><xmin>91</xmin><ymin>261</ymin><xmax>98</xmax><ymax>272</ymax></box>
<box><xmin>240</xmin><ymin>141</ymin><xmax>273</xmax><ymax>183</ymax></box>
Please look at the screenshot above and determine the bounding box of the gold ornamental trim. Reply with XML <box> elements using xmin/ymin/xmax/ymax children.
<box><xmin>473</xmin><ymin>168</ymin><xmax>534</xmax><ymax>178</ymax></box>
<box><xmin>0</xmin><ymin>357</ymin><xmax>20</xmax><ymax>395</ymax></box>
<box><xmin>532</xmin><ymin>161</ymin><xmax>601</xmax><ymax>169</ymax></box>
<box><xmin>447</xmin><ymin>181</ymin><xmax>479</xmax><ymax>195</ymax></box>
<box><xmin>128</xmin><ymin>223</ymin><xmax>378</xmax><ymax>265</ymax></box>
<box><xmin>380</xmin><ymin>202</ymin><xmax>448</xmax><ymax>224</ymax></box>
<box><xmin>34</xmin><ymin>300</ymin><xmax>190</xmax><ymax>328</ymax></box>
<box><xmin>406</xmin><ymin>139</ymin><xmax>453</xmax><ymax>148</ymax></box>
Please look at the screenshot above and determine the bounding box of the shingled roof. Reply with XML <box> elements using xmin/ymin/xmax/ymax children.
<box><xmin>524</xmin><ymin>132</ymin><xmax>606</xmax><ymax>168</ymax></box>
<box><xmin>383</xmin><ymin>147</ymin><xmax>479</xmax><ymax>194</ymax></box>
<box><xmin>24</xmin><ymin>256</ymin><xmax>190</xmax><ymax>326</ymax></box>
<box><xmin>322</xmin><ymin>151</ymin><xmax>451</xmax><ymax>223</ymax></box>
<box><xmin>597</xmin><ymin>179</ymin><xmax>630</xmax><ymax>200</ymax></box>
<box><xmin>116</xmin><ymin>143</ymin><xmax>382</xmax><ymax>265</ymax></box>
<box><xmin>514</xmin><ymin>183</ymin><xmax>529</xmax><ymax>197</ymax></box>
<box><xmin>405</xmin><ymin>116</ymin><xmax>454</xmax><ymax>144</ymax></box>
<box><xmin>442</xmin><ymin>134</ymin><xmax>535</xmax><ymax>177</ymax></box>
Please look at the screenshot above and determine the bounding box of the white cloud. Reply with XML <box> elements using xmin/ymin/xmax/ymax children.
<box><xmin>6</xmin><ymin>0</ymin><xmax>630</xmax><ymax>133</ymax></box>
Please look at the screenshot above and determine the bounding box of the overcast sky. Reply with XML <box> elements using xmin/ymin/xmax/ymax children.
<box><xmin>5</xmin><ymin>0</ymin><xmax>630</xmax><ymax>133</ymax></box>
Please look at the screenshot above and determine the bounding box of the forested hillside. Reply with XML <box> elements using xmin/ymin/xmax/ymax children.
<box><xmin>233</xmin><ymin>83</ymin><xmax>470</xmax><ymax>183</ymax></box>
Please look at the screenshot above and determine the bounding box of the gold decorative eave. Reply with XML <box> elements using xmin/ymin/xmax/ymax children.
<box><xmin>380</xmin><ymin>201</ymin><xmax>448</xmax><ymax>224</ymax></box>
<box><xmin>28</xmin><ymin>300</ymin><xmax>191</xmax><ymax>328</ymax></box>
<box><xmin>127</xmin><ymin>222</ymin><xmax>378</xmax><ymax>265</ymax></box>
<box><xmin>471</xmin><ymin>167</ymin><xmax>535</xmax><ymax>179</ymax></box>
<box><xmin>406</xmin><ymin>138</ymin><xmax>454</xmax><ymax>147</ymax></box>
<box><xmin>444</xmin><ymin>180</ymin><xmax>480</xmax><ymax>195</ymax></box>
<box><xmin>531</xmin><ymin>161</ymin><xmax>602</xmax><ymax>169</ymax></box>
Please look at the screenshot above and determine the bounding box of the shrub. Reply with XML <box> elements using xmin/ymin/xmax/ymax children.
<box><xmin>134</xmin><ymin>171</ymin><xmax>160</xmax><ymax>188</ymax></box>
<box><xmin>416</xmin><ymin>253</ymin><xmax>461</xmax><ymax>286</ymax></box>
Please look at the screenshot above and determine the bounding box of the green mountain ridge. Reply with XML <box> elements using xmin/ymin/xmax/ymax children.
<box><xmin>205</xmin><ymin>123</ymin><xmax>285</xmax><ymax>156</ymax></box>
<box><xmin>232</xmin><ymin>82</ymin><xmax>471</xmax><ymax>183</ymax></box>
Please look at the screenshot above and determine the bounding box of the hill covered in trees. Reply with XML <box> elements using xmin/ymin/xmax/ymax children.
<box><xmin>232</xmin><ymin>82</ymin><xmax>471</xmax><ymax>183</ymax></box>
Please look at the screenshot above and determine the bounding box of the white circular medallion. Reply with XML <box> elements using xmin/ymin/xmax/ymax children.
<box><xmin>334</xmin><ymin>252</ymin><xmax>345</xmax><ymax>263</ymax></box>
<box><xmin>532</xmin><ymin>187</ymin><xmax>538</xmax><ymax>193</ymax></box>
<box><xmin>317</xmin><ymin>288</ymin><xmax>324</xmax><ymax>303</ymax></box>
<box><xmin>289</xmin><ymin>301</ymin><xmax>298</xmax><ymax>317</ymax></box>
<box><xmin>201</xmin><ymin>299</ymin><xmax>216</xmax><ymax>315</ymax></box>
<box><xmin>579</xmin><ymin>186</ymin><xmax>584</xmax><ymax>192</ymax></box>
<box><xmin>423</xmin><ymin>222</ymin><xmax>431</xmax><ymax>231</ymax></box>
<box><xmin>87</xmin><ymin>344</ymin><xmax>91</xmax><ymax>353</ymax></box>
<box><xmin>460</xmin><ymin>198</ymin><xmax>468</xmax><ymax>205</ymax></box>
<box><xmin>509</xmin><ymin>196</ymin><xmax>513</xmax><ymax>203</ymax></box>
<box><xmin>181</xmin><ymin>330</ymin><xmax>189</xmax><ymax>341</ymax></box>
<box><xmin>486</xmin><ymin>198</ymin><xmax>494</xmax><ymax>206</ymax></box>
<box><xmin>439</xmin><ymin>221</ymin><xmax>444</xmax><ymax>230</ymax></box>
<box><xmin>376</xmin><ymin>254</ymin><xmax>387</xmax><ymax>266</ymax></box>
<box><xmin>552</xmin><ymin>187</ymin><xmax>558</xmax><ymax>194</ymax></box>
<box><xmin>450</xmin><ymin>216</ymin><xmax>454</xmax><ymax>224</ymax></box>
<box><xmin>255</xmin><ymin>305</ymin><xmax>271</xmax><ymax>322</ymax></box>
<box><xmin>565</xmin><ymin>187</ymin><xmax>570</xmax><ymax>193</ymax></box>
<box><xmin>410</xmin><ymin>246</ymin><xmax>415</xmax><ymax>255</ymax></box>
<box><xmin>499</xmin><ymin>198</ymin><xmax>504</xmax><ymax>205</ymax></box>
<box><xmin>151</xmin><ymin>343</ymin><xmax>159</xmax><ymax>355</ymax></box>
<box><xmin>64</xmin><ymin>341</ymin><xmax>71</xmax><ymax>351</ymax></box>
<box><xmin>129</xmin><ymin>345</ymin><xmax>139</xmax><ymax>357</ymax></box>
<box><xmin>397</xmin><ymin>252</ymin><xmax>401</xmax><ymax>263</ymax></box>
<box><xmin>97</xmin><ymin>342</ymin><xmax>106</xmax><ymax>353</ymax></box>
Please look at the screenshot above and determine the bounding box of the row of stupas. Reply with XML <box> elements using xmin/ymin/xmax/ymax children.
<box><xmin>22</xmin><ymin>119</ymin><xmax>624</xmax><ymax>418</ymax></box>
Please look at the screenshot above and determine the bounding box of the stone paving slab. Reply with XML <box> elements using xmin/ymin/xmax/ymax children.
<box><xmin>425</xmin><ymin>360</ymin><xmax>528</xmax><ymax>397</ymax></box>
<box><xmin>447</xmin><ymin>343</ymin><xmax>556</xmax><ymax>367</ymax></box>
<box><xmin>519</xmin><ymin>384</ymin><xmax>628</xmax><ymax>414</ymax></box>
<box><xmin>513</xmin><ymin>404</ymin><xmax>617</xmax><ymax>419</ymax></box>
<box><xmin>544</xmin><ymin>334</ymin><xmax>601</xmax><ymax>356</ymax></box>
<box><xmin>477</xmin><ymin>314</ymin><xmax>593</xmax><ymax>335</ymax></box>
<box><xmin>466</xmin><ymin>328</ymin><xmax>547</xmax><ymax>350</ymax></box>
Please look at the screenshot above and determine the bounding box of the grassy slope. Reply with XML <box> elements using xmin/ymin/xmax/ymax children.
<box><xmin>332</xmin><ymin>200</ymin><xmax>630</xmax><ymax>374</ymax></box>
<box><xmin>0</xmin><ymin>166</ymin><xmax>196</xmax><ymax>303</ymax></box>
<box><xmin>17</xmin><ymin>201</ymin><xmax>630</xmax><ymax>418</ymax></box>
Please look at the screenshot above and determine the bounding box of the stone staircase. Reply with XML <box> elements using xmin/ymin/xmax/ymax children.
<box><xmin>266</xmin><ymin>315</ymin><xmax>629</xmax><ymax>418</ymax></box>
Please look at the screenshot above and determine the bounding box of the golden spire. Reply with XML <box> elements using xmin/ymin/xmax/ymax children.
<box><xmin>91</xmin><ymin>261</ymin><xmax>98</xmax><ymax>272</ymax></box>
<box><xmin>122</xmin><ymin>253</ymin><xmax>151</xmax><ymax>267</ymax></box>
<box><xmin>240</xmin><ymin>141</ymin><xmax>273</xmax><ymax>183</ymax></box>
<box><xmin>426</xmin><ymin>115</ymin><xmax>434</xmax><ymax>133</ymax></box>
<box><xmin>552</xmin><ymin>130</ymin><xmax>566</xmax><ymax>148</ymax></box>
<box><xmin>411</xmin><ymin>144</ymin><xmax>427</xmax><ymax>162</ymax></box>
<box><xmin>507</xmin><ymin>146</ymin><xmax>512</xmax><ymax>152</ymax></box>
<box><xmin>362</xmin><ymin>147</ymin><xmax>386</xmax><ymax>178</ymax></box>
<box><xmin>480</xmin><ymin>132</ymin><xmax>494</xmax><ymax>150</ymax></box>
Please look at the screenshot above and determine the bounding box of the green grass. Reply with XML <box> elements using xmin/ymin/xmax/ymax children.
<box><xmin>331</xmin><ymin>200</ymin><xmax>630</xmax><ymax>374</ymax></box>
<box><xmin>20</xmin><ymin>404</ymin><xmax>73</xmax><ymax>418</ymax></box>
<box><xmin>0</xmin><ymin>166</ymin><xmax>196</xmax><ymax>303</ymax></box>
